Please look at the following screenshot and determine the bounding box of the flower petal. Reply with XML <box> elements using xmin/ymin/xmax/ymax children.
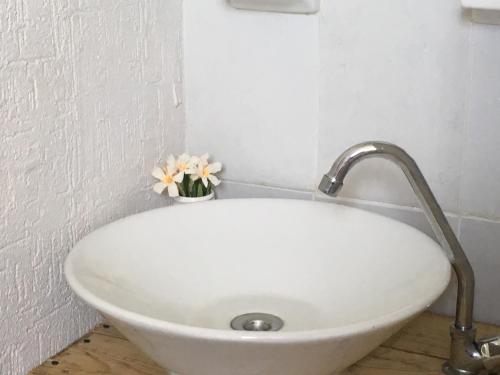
<box><xmin>200</xmin><ymin>153</ymin><xmax>209</xmax><ymax>165</ymax></box>
<box><xmin>167</xmin><ymin>183</ymin><xmax>179</xmax><ymax>197</ymax></box>
<box><xmin>208</xmin><ymin>174</ymin><xmax>220</xmax><ymax>186</ymax></box>
<box><xmin>173</xmin><ymin>171</ymin><xmax>184</xmax><ymax>183</ymax></box>
<box><xmin>153</xmin><ymin>182</ymin><xmax>167</xmax><ymax>194</ymax></box>
<box><xmin>178</xmin><ymin>153</ymin><xmax>190</xmax><ymax>163</ymax></box>
<box><xmin>152</xmin><ymin>167</ymin><xmax>165</xmax><ymax>180</ymax></box>
<box><xmin>166</xmin><ymin>165</ymin><xmax>177</xmax><ymax>176</ymax></box>
<box><xmin>190</xmin><ymin>155</ymin><xmax>200</xmax><ymax>165</ymax></box>
<box><xmin>190</xmin><ymin>174</ymin><xmax>200</xmax><ymax>181</ymax></box>
<box><xmin>167</xmin><ymin>154</ymin><xmax>176</xmax><ymax>168</ymax></box>
<box><xmin>207</xmin><ymin>162</ymin><xmax>222</xmax><ymax>174</ymax></box>
<box><xmin>202</xmin><ymin>176</ymin><xmax>209</xmax><ymax>188</ymax></box>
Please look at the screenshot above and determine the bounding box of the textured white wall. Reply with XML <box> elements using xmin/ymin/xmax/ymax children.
<box><xmin>0</xmin><ymin>1</ymin><xmax>184</xmax><ymax>374</ymax></box>
<box><xmin>185</xmin><ymin>1</ymin><xmax>500</xmax><ymax>325</ymax></box>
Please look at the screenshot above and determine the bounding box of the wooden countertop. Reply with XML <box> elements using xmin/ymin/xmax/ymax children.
<box><xmin>30</xmin><ymin>312</ymin><xmax>500</xmax><ymax>375</ymax></box>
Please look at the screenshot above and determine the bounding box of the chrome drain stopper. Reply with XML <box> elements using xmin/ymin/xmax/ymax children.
<box><xmin>230</xmin><ymin>313</ymin><xmax>284</xmax><ymax>332</ymax></box>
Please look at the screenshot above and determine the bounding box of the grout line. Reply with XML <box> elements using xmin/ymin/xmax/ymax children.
<box><xmin>456</xmin><ymin>14</ymin><xmax>474</xmax><ymax>217</ymax></box>
<box><xmin>457</xmin><ymin>215</ymin><xmax>464</xmax><ymax>241</ymax></box>
<box><xmin>324</xmin><ymin>195</ymin><xmax>424</xmax><ymax>213</ymax></box>
<box><xmin>222</xmin><ymin>179</ymin><xmax>313</xmax><ymax>195</ymax></box>
<box><xmin>457</xmin><ymin>214</ymin><xmax>500</xmax><ymax>225</ymax></box>
<box><xmin>311</xmin><ymin>10</ymin><xmax>321</xmax><ymax>199</ymax></box>
<box><xmin>224</xmin><ymin>180</ymin><xmax>500</xmax><ymax>223</ymax></box>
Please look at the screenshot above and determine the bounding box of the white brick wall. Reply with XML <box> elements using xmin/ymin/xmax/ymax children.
<box><xmin>0</xmin><ymin>1</ymin><xmax>184</xmax><ymax>373</ymax></box>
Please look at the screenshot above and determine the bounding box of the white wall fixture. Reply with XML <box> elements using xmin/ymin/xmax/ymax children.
<box><xmin>229</xmin><ymin>0</ymin><xmax>320</xmax><ymax>14</ymax></box>
<box><xmin>462</xmin><ymin>0</ymin><xmax>500</xmax><ymax>24</ymax></box>
<box><xmin>462</xmin><ymin>0</ymin><xmax>500</xmax><ymax>10</ymax></box>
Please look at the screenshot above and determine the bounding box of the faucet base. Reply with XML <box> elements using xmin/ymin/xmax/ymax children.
<box><xmin>443</xmin><ymin>362</ymin><xmax>476</xmax><ymax>374</ymax></box>
<box><xmin>443</xmin><ymin>362</ymin><xmax>491</xmax><ymax>375</ymax></box>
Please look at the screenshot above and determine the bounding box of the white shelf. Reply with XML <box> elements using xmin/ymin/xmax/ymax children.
<box><xmin>462</xmin><ymin>0</ymin><xmax>500</xmax><ymax>24</ymax></box>
<box><xmin>229</xmin><ymin>0</ymin><xmax>320</xmax><ymax>14</ymax></box>
<box><xmin>462</xmin><ymin>0</ymin><xmax>500</xmax><ymax>10</ymax></box>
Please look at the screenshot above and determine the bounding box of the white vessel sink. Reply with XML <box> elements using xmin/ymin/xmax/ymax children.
<box><xmin>65</xmin><ymin>199</ymin><xmax>451</xmax><ymax>375</ymax></box>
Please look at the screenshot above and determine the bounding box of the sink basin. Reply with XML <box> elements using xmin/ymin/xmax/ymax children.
<box><xmin>65</xmin><ymin>199</ymin><xmax>451</xmax><ymax>375</ymax></box>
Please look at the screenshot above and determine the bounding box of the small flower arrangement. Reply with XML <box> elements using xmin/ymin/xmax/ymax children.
<box><xmin>152</xmin><ymin>153</ymin><xmax>222</xmax><ymax>198</ymax></box>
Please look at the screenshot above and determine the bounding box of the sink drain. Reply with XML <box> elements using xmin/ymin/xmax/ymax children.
<box><xmin>230</xmin><ymin>313</ymin><xmax>284</xmax><ymax>332</ymax></box>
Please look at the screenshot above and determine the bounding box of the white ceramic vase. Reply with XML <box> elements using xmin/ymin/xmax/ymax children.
<box><xmin>173</xmin><ymin>191</ymin><xmax>215</xmax><ymax>204</ymax></box>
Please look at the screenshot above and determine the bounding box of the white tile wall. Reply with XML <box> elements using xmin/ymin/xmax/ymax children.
<box><xmin>460</xmin><ymin>217</ymin><xmax>500</xmax><ymax>324</ymax></box>
<box><xmin>459</xmin><ymin>24</ymin><xmax>500</xmax><ymax>220</ymax></box>
<box><xmin>436</xmin><ymin>217</ymin><xmax>500</xmax><ymax>325</ymax></box>
<box><xmin>185</xmin><ymin>1</ymin><xmax>500</xmax><ymax>326</ymax></box>
<box><xmin>315</xmin><ymin>194</ymin><xmax>460</xmax><ymax>243</ymax></box>
<box><xmin>217</xmin><ymin>180</ymin><xmax>462</xmax><ymax>243</ymax></box>
<box><xmin>184</xmin><ymin>0</ymin><xmax>319</xmax><ymax>190</ymax></box>
<box><xmin>318</xmin><ymin>0</ymin><xmax>469</xmax><ymax>211</ymax></box>
<box><xmin>217</xmin><ymin>181</ymin><xmax>312</xmax><ymax>200</ymax></box>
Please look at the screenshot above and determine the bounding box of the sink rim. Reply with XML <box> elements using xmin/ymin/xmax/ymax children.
<box><xmin>64</xmin><ymin>198</ymin><xmax>451</xmax><ymax>343</ymax></box>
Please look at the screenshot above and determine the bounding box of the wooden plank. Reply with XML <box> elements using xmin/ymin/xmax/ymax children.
<box><xmin>383</xmin><ymin>312</ymin><xmax>500</xmax><ymax>360</ymax></box>
<box><xmin>341</xmin><ymin>346</ymin><xmax>444</xmax><ymax>375</ymax></box>
<box><xmin>32</xmin><ymin>332</ymin><xmax>165</xmax><ymax>375</ymax></box>
<box><xmin>93</xmin><ymin>322</ymin><xmax>127</xmax><ymax>340</ymax></box>
<box><xmin>383</xmin><ymin>313</ymin><xmax>451</xmax><ymax>360</ymax></box>
<box><xmin>30</xmin><ymin>313</ymin><xmax>500</xmax><ymax>375</ymax></box>
<box><xmin>28</xmin><ymin>368</ymin><xmax>49</xmax><ymax>375</ymax></box>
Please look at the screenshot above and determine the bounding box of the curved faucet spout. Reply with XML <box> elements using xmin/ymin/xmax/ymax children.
<box><xmin>319</xmin><ymin>141</ymin><xmax>475</xmax><ymax>331</ymax></box>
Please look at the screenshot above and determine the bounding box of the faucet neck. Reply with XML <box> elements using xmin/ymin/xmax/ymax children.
<box><xmin>323</xmin><ymin>141</ymin><xmax>475</xmax><ymax>330</ymax></box>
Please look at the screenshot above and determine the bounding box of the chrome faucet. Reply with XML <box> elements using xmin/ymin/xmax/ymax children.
<box><xmin>319</xmin><ymin>141</ymin><xmax>500</xmax><ymax>375</ymax></box>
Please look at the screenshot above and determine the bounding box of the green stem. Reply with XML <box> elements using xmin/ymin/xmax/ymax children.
<box><xmin>177</xmin><ymin>182</ymin><xmax>186</xmax><ymax>197</ymax></box>
<box><xmin>183</xmin><ymin>176</ymin><xmax>189</xmax><ymax>197</ymax></box>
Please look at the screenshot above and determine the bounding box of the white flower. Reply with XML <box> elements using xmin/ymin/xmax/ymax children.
<box><xmin>152</xmin><ymin>165</ymin><xmax>183</xmax><ymax>197</ymax></box>
<box><xmin>191</xmin><ymin>153</ymin><xmax>222</xmax><ymax>188</ymax></box>
<box><xmin>168</xmin><ymin>153</ymin><xmax>197</xmax><ymax>181</ymax></box>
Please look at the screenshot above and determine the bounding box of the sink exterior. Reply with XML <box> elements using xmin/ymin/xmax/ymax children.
<box><xmin>65</xmin><ymin>199</ymin><xmax>451</xmax><ymax>375</ymax></box>
<box><xmin>104</xmin><ymin>313</ymin><xmax>408</xmax><ymax>375</ymax></box>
